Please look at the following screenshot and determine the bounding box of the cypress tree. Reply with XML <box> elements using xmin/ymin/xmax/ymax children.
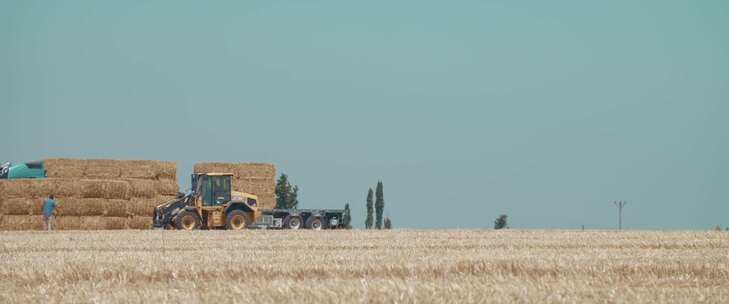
<box><xmin>375</xmin><ymin>181</ymin><xmax>384</xmax><ymax>229</ymax></box>
<box><xmin>365</xmin><ymin>188</ymin><xmax>374</xmax><ymax>229</ymax></box>
<box><xmin>343</xmin><ymin>203</ymin><xmax>352</xmax><ymax>229</ymax></box>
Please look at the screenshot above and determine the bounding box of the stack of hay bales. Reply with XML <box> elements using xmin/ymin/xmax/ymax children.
<box><xmin>0</xmin><ymin>158</ymin><xmax>178</xmax><ymax>230</ymax></box>
<box><xmin>193</xmin><ymin>162</ymin><xmax>275</xmax><ymax>209</ymax></box>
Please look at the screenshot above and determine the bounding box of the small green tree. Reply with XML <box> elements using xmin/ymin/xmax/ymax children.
<box><xmin>384</xmin><ymin>217</ymin><xmax>392</xmax><ymax>229</ymax></box>
<box><xmin>375</xmin><ymin>181</ymin><xmax>384</xmax><ymax>229</ymax></box>
<box><xmin>494</xmin><ymin>214</ymin><xmax>508</xmax><ymax>230</ymax></box>
<box><xmin>365</xmin><ymin>188</ymin><xmax>374</xmax><ymax>229</ymax></box>
<box><xmin>275</xmin><ymin>173</ymin><xmax>299</xmax><ymax>209</ymax></box>
<box><xmin>342</xmin><ymin>203</ymin><xmax>352</xmax><ymax>229</ymax></box>
<box><xmin>288</xmin><ymin>185</ymin><xmax>299</xmax><ymax>209</ymax></box>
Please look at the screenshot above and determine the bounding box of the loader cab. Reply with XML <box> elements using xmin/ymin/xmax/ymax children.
<box><xmin>187</xmin><ymin>172</ymin><xmax>260</xmax><ymax>230</ymax></box>
<box><xmin>191</xmin><ymin>173</ymin><xmax>232</xmax><ymax>206</ymax></box>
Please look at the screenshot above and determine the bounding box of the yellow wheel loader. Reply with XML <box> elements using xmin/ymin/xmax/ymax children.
<box><xmin>153</xmin><ymin>173</ymin><xmax>260</xmax><ymax>230</ymax></box>
<box><xmin>153</xmin><ymin>173</ymin><xmax>346</xmax><ymax>230</ymax></box>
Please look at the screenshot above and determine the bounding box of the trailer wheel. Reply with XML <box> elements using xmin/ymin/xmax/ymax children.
<box><xmin>175</xmin><ymin>211</ymin><xmax>201</xmax><ymax>230</ymax></box>
<box><xmin>305</xmin><ymin>217</ymin><xmax>323</xmax><ymax>230</ymax></box>
<box><xmin>225</xmin><ymin>210</ymin><xmax>251</xmax><ymax>230</ymax></box>
<box><xmin>283</xmin><ymin>215</ymin><xmax>302</xmax><ymax>230</ymax></box>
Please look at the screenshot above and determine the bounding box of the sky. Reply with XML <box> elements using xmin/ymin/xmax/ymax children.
<box><xmin>1</xmin><ymin>0</ymin><xmax>728</xmax><ymax>229</ymax></box>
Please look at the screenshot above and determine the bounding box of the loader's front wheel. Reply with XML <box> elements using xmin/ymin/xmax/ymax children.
<box><xmin>225</xmin><ymin>210</ymin><xmax>251</xmax><ymax>230</ymax></box>
<box><xmin>175</xmin><ymin>211</ymin><xmax>201</xmax><ymax>230</ymax></box>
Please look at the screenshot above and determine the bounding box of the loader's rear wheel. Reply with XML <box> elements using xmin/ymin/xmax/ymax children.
<box><xmin>225</xmin><ymin>210</ymin><xmax>251</xmax><ymax>230</ymax></box>
<box><xmin>283</xmin><ymin>216</ymin><xmax>302</xmax><ymax>230</ymax></box>
<box><xmin>175</xmin><ymin>211</ymin><xmax>201</xmax><ymax>230</ymax></box>
<box><xmin>305</xmin><ymin>217</ymin><xmax>323</xmax><ymax>230</ymax></box>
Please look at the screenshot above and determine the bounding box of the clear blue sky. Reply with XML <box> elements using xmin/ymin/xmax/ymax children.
<box><xmin>2</xmin><ymin>1</ymin><xmax>727</xmax><ymax>229</ymax></box>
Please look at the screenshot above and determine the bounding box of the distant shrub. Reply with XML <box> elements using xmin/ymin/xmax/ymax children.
<box><xmin>494</xmin><ymin>215</ymin><xmax>508</xmax><ymax>230</ymax></box>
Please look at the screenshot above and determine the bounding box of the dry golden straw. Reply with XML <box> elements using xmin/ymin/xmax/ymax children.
<box><xmin>0</xmin><ymin>229</ymin><xmax>727</xmax><ymax>303</ymax></box>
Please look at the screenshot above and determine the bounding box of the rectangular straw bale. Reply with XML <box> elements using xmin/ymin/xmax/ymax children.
<box><xmin>99</xmin><ymin>159</ymin><xmax>175</xmax><ymax>180</ymax></box>
<box><xmin>54</xmin><ymin>179</ymin><xmax>129</xmax><ymax>199</ymax></box>
<box><xmin>0</xmin><ymin>215</ymin><xmax>43</xmax><ymax>230</ymax></box>
<box><xmin>245</xmin><ymin>176</ymin><xmax>275</xmax><ymax>183</ymax></box>
<box><xmin>194</xmin><ymin>163</ymin><xmax>274</xmax><ymax>180</ymax></box>
<box><xmin>83</xmin><ymin>161</ymin><xmax>122</xmax><ymax>179</ymax></box>
<box><xmin>0</xmin><ymin>179</ymin><xmax>36</xmax><ymax>198</ymax></box>
<box><xmin>80</xmin><ymin>216</ymin><xmax>106</xmax><ymax>230</ymax></box>
<box><xmin>0</xmin><ymin>179</ymin><xmax>54</xmax><ymax>198</ymax></box>
<box><xmin>256</xmin><ymin>197</ymin><xmax>275</xmax><ymax>209</ymax></box>
<box><xmin>236</xmin><ymin>164</ymin><xmax>275</xmax><ymax>178</ymax></box>
<box><xmin>0</xmin><ymin>179</ymin><xmax>131</xmax><ymax>199</ymax></box>
<box><xmin>55</xmin><ymin>198</ymin><xmax>107</xmax><ymax>216</ymax></box>
<box><xmin>103</xmin><ymin>216</ymin><xmax>128</xmax><ymax>229</ymax></box>
<box><xmin>127</xmin><ymin>216</ymin><xmax>152</xmax><ymax>229</ymax></box>
<box><xmin>119</xmin><ymin>160</ymin><xmax>157</xmax><ymax>179</ymax></box>
<box><xmin>0</xmin><ymin>179</ymin><xmax>5</xmax><ymax>199</ymax></box>
<box><xmin>155</xmin><ymin>179</ymin><xmax>179</xmax><ymax>196</ymax></box>
<box><xmin>157</xmin><ymin>161</ymin><xmax>176</xmax><ymax>180</ymax></box>
<box><xmin>79</xmin><ymin>180</ymin><xmax>131</xmax><ymax>199</ymax></box>
<box><xmin>194</xmin><ymin>163</ymin><xmax>274</xmax><ymax>179</ymax></box>
<box><xmin>45</xmin><ymin>158</ymin><xmax>177</xmax><ymax>180</ymax></box>
<box><xmin>55</xmin><ymin>216</ymin><xmax>123</xmax><ymax>230</ymax></box>
<box><xmin>125</xmin><ymin>179</ymin><xmax>179</xmax><ymax>198</ymax></box>
<box><xmin>52</xmin><ymin>179</ymin><xmax>82</xmax><ymax>198</ymax></box>
<box><xmin>43</xmin><ymin>158</ymin><xmax>86</xmax><ymax>178</ymax></box>
<box><xmin>234</xmin><ymin>182</ymin><xmax>274</xmax><ymax>192</ymax></box>
<box><xmin>193</xmin><ymin>163</ymin><xmax>237</xmax><ymax>176</ymax></box>
<box><xmin>103</xmin><ymin>199</ymin><xmax>129</xmax><ymax>217</ymax></box>
<box><xmin>125</xmin><ymin>179</ymin><xmax>157</xmax><ymax>198</ymax></box>
<box><xmin>120</xmin><ymin>160</ymin><xmax>176</xmax><ymax>180</ymax></box>
<box><xmin>231</xmin><ymin>182</ymin><xmax>274</xmax><ymax>195</ymax></box>
<box><xmin>0</xmin><ymin>198</ymin><xmax>41</xmax><ymax>215</ymax></box>
<box><xmin>127</xmin><ymin>196</ymin><xmax>176</xmax><ymax>216</ymax></box>
<box><xmin>54</xmin><ymin>216</ymin><xmax>84</xmax><ymax>230</ymax></box>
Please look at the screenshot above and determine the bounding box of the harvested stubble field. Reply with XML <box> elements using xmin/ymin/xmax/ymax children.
<box><xmin>0</xmin><ymin>230</ymin><xmax>727</xmax><ymax>303</ymax></box>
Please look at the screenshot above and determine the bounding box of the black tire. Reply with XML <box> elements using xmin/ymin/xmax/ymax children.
<box><xmin>283</xmin><ymin>215</ymin><xmax>302</xmax><ymax>230</ymax></box>
<box><xmin>305</xmin><ymin>217</ymin><xmax>323</xmax><ymax>230</ymax></box>
<box><xmin>175</xmin><ymin>211</ymin><xmax>201</xmax><ymax>230</ymax></box>
<box><xmin>225</xmin><ymin>210</ymin><xmax>251</xmax><ymax>230</ymax></box>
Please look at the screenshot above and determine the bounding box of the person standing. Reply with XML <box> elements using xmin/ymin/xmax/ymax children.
<box><xmin>42</xmin><ymin>195</ymin><xmax>57</xmax><ymax>231</ymax></box>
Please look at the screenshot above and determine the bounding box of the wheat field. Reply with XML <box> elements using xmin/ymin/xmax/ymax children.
<box><xmin>0</xmin><ymin>230</ymin><xmax>727</xmax><ymax>303</ymax></box>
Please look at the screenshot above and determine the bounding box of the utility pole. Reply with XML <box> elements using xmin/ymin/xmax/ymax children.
<box><xmin>614</xmin><ymin>201</ymin><xmax>627</xmax><ymax>230</ymax></box>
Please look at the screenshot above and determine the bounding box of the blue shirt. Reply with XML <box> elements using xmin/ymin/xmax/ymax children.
<box><xmin>42</xmin><ymin>198</ymin><xmax>56</xmax><ymax>216</ymax></box>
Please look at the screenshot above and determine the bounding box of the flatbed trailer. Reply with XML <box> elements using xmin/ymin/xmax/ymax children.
<box><xmin>251</xmin><ymin>208</ymin><xmax>346</xmax><ymax>230</ymax></box>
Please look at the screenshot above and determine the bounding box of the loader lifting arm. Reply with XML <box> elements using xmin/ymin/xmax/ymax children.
<box><xmin>152</xmin><ymin>194</ymin><xmax>192</xmax><ymax>229</ymax></box>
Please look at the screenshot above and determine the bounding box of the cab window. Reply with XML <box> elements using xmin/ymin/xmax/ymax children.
<box><xmin>211</xmin><ymin>175</ymin><xmax>231</xmax><ymax>205</ymax></box>
<box><xmin>201</xmin><ymin>175</ymin><xmax>214</xmax><ymax>206</ymax></box>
